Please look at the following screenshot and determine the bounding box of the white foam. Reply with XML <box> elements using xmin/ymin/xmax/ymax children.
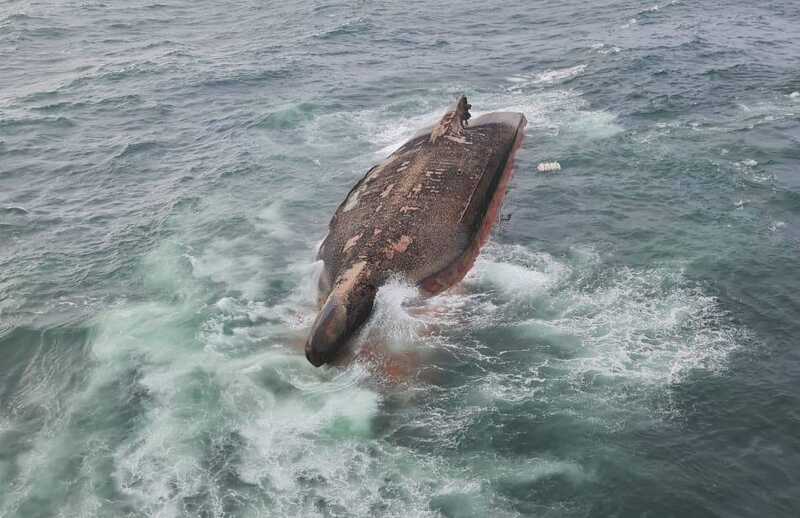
<box><xmin>561</xmin><ymin>108</ymin><xmax>622</xmax><ymax>139</ymax></box>
<box><xmin>546</xmin><ymin>266</ymin><xmax>740</xmax><ymax>385</ymax></box>
<box><xmin>535</xmin><ymin>64</ymin><xmax>587</xmax><ymax>83</ymax></box>
<box><xmin>599</xmin><ymin>45</ymin><xmax>622</xmax><ymax>55</ymax></box>
<box><xmin>468</xmin><ymin>244</ymin><xmax>569</xmax><ymax>299</ymax></box>
<box><xmin>87</xmin><ymin>282</ymin><xmax>408</xmax><ymax>517</ymax></box>
<box><xmin>189</xmin><ymin>237</ymin><xmax>266</xmax><ymax>299</ymax></box>
<box><xmin>308</xmin><ymin>100</ymin><xmax>444</xmax><ymax>158</ymax></box>
<box><xmin>90</xmin><ymin>243</ymin><xmax>490</xmax><ymax>515</ymax></box>
<box><xmin>254</xmin><ymin>201</ymin><xmax>294</xmax><ymax>240</ymax></box>
<box><xmin>295</xmin><ymin>258</ymin><xmax>325</xmax><ymax>305</ymax></box>
<box><xmin>2</xmin><ymin>231</ymin><xmax>751</xmax><ymax>516</ymax></box>
<box><xmin>479</xmin><ymin>90</ymin><xmax>623</xmax><ymax>140</ymax></box>
<box><xmin>476</xmin><ymin>261</ymin><xmax>555</xmax><ymax>297</ymax></box>
<box><xmin>722</xmin><ymin>99</ymin><xmax>797</xmax><ymax>132</ymax></box>
<box><xmin>355</xmin><ymin>277</ymin><xmax>425</xmax><ymax>352</ymax></box>
<box><xmin>769</xmin><ymin>221</ymin><xmax>786</xmax><ymax>232</ymax></box>
<box><xmin>2</xmin><ymin>232</ymin><xmax>437</xmax><ymax>515</ymax></box>
<box><xmin>317</xmin><ymin>83</ymin><xmax>622</xmax><ymax>163</ymax></box>
<box><xmin>443</xmin><ymin>245</ymin><xmax>748</xmax><ymax>421</ymax></box>
<box><xmin>477</xmin><ymin>370</ymin><xmax>545</xmax><ymax>403</ymax></box>
<box><xmin>369</xmin><ymin>109</ymin><xmax>442</xmax><ymax>156</ymax></box>
<box><xmin>591</xmin><ymin>43</ymin><xmax>622</xmax><ymax>55</ymax></box>
<box><xmin>734</xmin><ymin>158</ymin><xmax>774</xmax><ymax>184</ymax></box>
<box><xmin>507</xmin><ymin>64</ymin><xmax>587</xmax><ymax>86</ymax></box>
<box><xmin>494</xmin><ymin>458</ymin><xmax>592</xmax><ymax>485</ymax></box>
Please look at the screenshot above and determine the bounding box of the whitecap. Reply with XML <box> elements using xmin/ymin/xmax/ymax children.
<box><xmin>769</xmin><ymin>221</ymin><xmax>786</xmax><ymax>232</ymax></box>
<box><xmin>507</xmin><ymin>64</ymin><xmax>587</xmax><ymax>87</ymax></box>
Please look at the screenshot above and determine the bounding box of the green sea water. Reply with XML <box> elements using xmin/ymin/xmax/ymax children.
<box><xmin>1</xmin><ymin>0</ymin><xmax>799</xmax><ymax>516</ymax></box>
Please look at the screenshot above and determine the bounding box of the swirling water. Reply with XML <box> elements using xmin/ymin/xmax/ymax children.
<box><xmin>1</xmin><ymin>0</ymin><xmax>799</xmax><ymax>516</ymax></box>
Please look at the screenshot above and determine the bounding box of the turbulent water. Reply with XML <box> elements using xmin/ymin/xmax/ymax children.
<box><xmin>1</xmin><ymin>0</ymin><xmax>799</xmax><ymax>516</ymax></box>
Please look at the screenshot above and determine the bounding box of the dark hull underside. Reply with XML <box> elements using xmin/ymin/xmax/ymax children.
<box><xmin>316</xmin><ymin>111</ymin><xmax>528</xmax><ymax>301</ymax></box>
<box><xmin>419</xmin><ymin>122</ymin><xmax>525</xmax><ymax>294</ymax></box>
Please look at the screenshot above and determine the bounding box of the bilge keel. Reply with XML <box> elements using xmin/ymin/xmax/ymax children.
<box><xmin>306</xmin><ymin>96</ymin><xmax>527</xmax><ymax>366</ymax></box>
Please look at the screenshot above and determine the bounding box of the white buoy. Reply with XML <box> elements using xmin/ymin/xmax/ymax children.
<box><xmin>537</xmin><ymin>161</ymin><xmax>562</xmax><ymax>172</ymax></box>
<box><xmin>790</xmin><ymin>91</ymin><xmax>800</xmax><ymax>99</ymax></box>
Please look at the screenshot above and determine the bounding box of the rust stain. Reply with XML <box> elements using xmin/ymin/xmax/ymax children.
<box><xmin>394</xmin><ymin>235</ymin><xmax>413</xmax><ymax>253</ymax></box>
<box><xmin>384</xmin><ymin>235</ymin><xmax>413</xmax><ymax>259</ymax></box>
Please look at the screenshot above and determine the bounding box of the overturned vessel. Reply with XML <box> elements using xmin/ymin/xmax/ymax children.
<box><xmin>306</xmin><ymin>96</ymin><xmax>527</xmax><ymax>366</ymax></box>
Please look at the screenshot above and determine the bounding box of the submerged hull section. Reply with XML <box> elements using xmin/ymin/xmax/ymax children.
<box><xmin>307</xmin><ymin>97</ymin><xmax>527</xmax><ymax>366</ymax></box>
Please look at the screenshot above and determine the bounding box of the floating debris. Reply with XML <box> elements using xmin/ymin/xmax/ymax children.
<box><xmin>770</xmin><ymin>221</ymin><xmax>786</xmax><ymax>232</ymax></box>
<box><xmin>537</xmin><ymin>161</ymin><xmax>562</xmax><ymax>173</ymax></box>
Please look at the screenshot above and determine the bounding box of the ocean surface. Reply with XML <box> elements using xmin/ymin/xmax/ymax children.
<box><xmin>2</xmin><ymin>0</ymin><xmax>800</xmax><ymax>516</ymax></box>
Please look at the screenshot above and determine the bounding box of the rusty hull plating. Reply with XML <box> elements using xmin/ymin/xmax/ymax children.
<box><xmin>305</xmin><ymin>96</ymin><xmax>527</xmax><ymax>366</ymax></box>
